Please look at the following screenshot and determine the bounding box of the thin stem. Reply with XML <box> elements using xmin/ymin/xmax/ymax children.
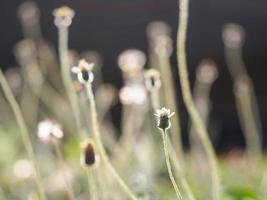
<box><xmin>87</xmin><ymin>169</ymin><xmax>98</xmax><ymax>200</ymax></box>
<box><xmin>85</xmin><ymin>84</ymin><xmax>138</xmax><ymax>200</ymax></box>
<box><xmin>149</xmin><ymin>88</ymin><xmax>195</xmax><ymax>200</ymax></box>
<box><xmin>0</xmin><ymin>69</ymin><xmax>46</xmax><ymax>200</ymax></box>
<box><xmin>157</xmin><ymin>53</ymin><xmax>184</xmax><ymax>164</ymax></box>
<box><xmin>58</xmin><ymin>26</ymin><xmax>82</xmax><ymax>132</ymax></box>
<box><xmin>53</xmin><ymin>141</ymin><xmax>75</xmax><ymax>200</ymax></box>
<box><xmin>176</xmin><ymin>0</ymin><xmax>221</xmax><ymax>199</ymax></box>
<box><xmin>161</xmin><ymin>130</ymin><xmax>182</xmax><ymax>200</ymax></box>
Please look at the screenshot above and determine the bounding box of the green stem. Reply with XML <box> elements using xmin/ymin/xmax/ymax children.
<box><xmin>87</xmin><ymin>169</ymin><xmax>98</xmax><ymax>200</ymax></box>
<box><xmin>161</xmin><ymin>130</ymin><xmax>182</xmax><ymax>200</ymax></box>
<box><xmin>85</xmin><ymin>84</ymin><xmax>138</xmax><ymax>200</ymax></box>
<box><xmin>176</xmin><ymin>0</ymin><xmax>221</xmax><ymax>199</ymax></box>
<box><xmin>0</xmin><ymin>69</ymin><xmax>46</xmax><ymax>200</ymax></box>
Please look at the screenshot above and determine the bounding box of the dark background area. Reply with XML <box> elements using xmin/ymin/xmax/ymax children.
<box><xmin>1</xmin><ymin>0</ymin><xmax>267</xmax><ymax>152</ymax></box>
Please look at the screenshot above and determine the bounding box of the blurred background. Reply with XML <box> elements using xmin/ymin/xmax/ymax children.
<box><xmin>1</xmin><ymin>0</ymin><xmax>267</xmax><ymax>153</ymax></box>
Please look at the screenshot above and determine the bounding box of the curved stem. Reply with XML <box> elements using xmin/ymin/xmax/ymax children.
<box><xmin>161</xmin><ymin>130</ymin><xmax>182</xmax><ymax>200</ymax></box>
<box><xmin>0</xmin><ymin>69</ymin><xmax>46</xmax><ymax>200</ymax></box>
<box><xmin>176</xmin><ymin>0</ymin><xmax>221</xmax><ymax>199</ymax></box>
<box><xmin>85</xmin><ymin>84</ymin><xmax>138</xmax><ymax>200</ymax></box>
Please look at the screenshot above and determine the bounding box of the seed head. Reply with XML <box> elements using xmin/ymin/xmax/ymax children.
<box><xmin>37</xmin><ymin>119</ymin><xmax>63</xmax><ymax>143</ymax></box>
<box><xmin>144</xmin><ymin>69</ymin><xmax>161</xmax><ymax>91</ymax></box>
<box><xmin>155</xmin><ymin>107</ymin><xmax>175</xmax><ymax>131</ymax></box>
<box><xmin>80</xmin><ymin>139</ymin><xmax>100</xmax><ymax>168</ymax></box>
<box><xmin>72</xmin><ymin>59</ymin><xmax>94</xmax><ymax>84</ymax></box>
<box><xmin>53</xmin><ymin>6</ymin><xmax>75</xmax><ymax>28</ymax></box>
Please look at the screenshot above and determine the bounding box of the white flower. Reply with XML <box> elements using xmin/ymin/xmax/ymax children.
<box><xmin>154</xmin><ymin>107</ymin><xmax>175</xmax><ymax>131</ymax></box>
<box><xmin>72</xmin><ymin>59</ymin><xmax>94</xmax><ymax>84</ymax></box>
<box><xmin>37</xmin><ymin>119</ymin><xmax>63</xmax><ymax>143</ymax></box>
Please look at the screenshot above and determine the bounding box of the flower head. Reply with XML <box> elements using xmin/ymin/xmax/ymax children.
<box><xmin>144</xmin><ymin>69</ymin><xmax>161</xmax><ymax>91</ymax></box>
<box><xmin>72</xmin><ymin>59</ymin><xmax>94</xmax><ymax>84</ymax></box>
<box><xmin>118</xmin><ymin>49</ymin><xmax>146</xmax><ymax>75</ymax></box>
<box><xmin>80</xmin><ymin>139</ymin><xmax>100</xmax><ymax>168</ymax></box>
<box><xmin>155</xmin><ymin>107</ymin><xmax>175</xmax><ymax>131</ymax></box>
<box><xmin>53</xmin><ymin>6</ymin><xmax>75</xmax><ymax>28</ymax></box>
<box><xmin>222</xmin><ymin>23</ymin><xmax>245</xmax><ymax>48</ymax></box>
<box><xmin>37</xmin><ymin>119</ymin><xmax>63</xmax><ymax>143</ymax></box>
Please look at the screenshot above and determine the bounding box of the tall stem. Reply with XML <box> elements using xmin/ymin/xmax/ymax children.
<box><xmin>161</xmin><ymin>130</ymin><xmax>182</xmax><ymax>200</ymax></box>
<box><xmin>0</xmin><ymin>69</ymin><xmax>46</xmax><ymax>200</ymax></box>
<box><xmin>58</xmin><ymin>27</ymin><xmax>82</xmax><ymax>133</ymax></box>
<box><xmin>85</xmin><ymin>84</ymin><xmax>137</xmax><ymax>200</ymax></box>
<box><xmin>176</xmin><ymin>0</ymin><xmax>221</xmax><ymax>199</ymax></box>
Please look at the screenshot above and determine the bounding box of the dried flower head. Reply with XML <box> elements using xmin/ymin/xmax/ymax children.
<box><xmin>37</xmin><ymin>119</ymin><xmax>63</xmax><ymax>143</ymax></box>
<box><xmin>118</xmin><ymin>49</ymin><xmax>146</xmax><ymax>74</ymax></box>
<box><xmin>53</xmin><ymin>6</ymin><xmax>75</xmax><ymax>28</ymax></box>
<box><xmin>222</xmin><ymin>23</ymin><xmax>245</xmax><ymax>48</ymax></box>
<box><xmin>144</xmin><ymin>69</ymin><xmax>161</xmax><ymax>91</ymax></box>
<box><xmin>146</xmin><ymin>21</ymin><xmax>171</xmax><ymax>41</ymax></box>
<box><xmin>72</xmin><ymin>59</ymin><xmax>94</xmax><ymax>84</ymax></box>
<box><xmin>80</xmin><ymin>139</ymin><xmax>100</xmax><ymax>168</ymax></box>
<box><xmin>155</xmin><ymin>107</ymin><xmax>175</xmax><ymax>131</ymax></box>
<box><xmin>196</xmin><ymin>59</ymin><xmax>218</xmax><ymax>84</ymax></box>
<box><xmin>119</xmin><ymin>84</ymin><xmax>147</xmax><ymax>105</ymax></box>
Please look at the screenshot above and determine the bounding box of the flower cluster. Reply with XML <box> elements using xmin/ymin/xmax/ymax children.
<box><xmin>155</xmin><ymin>107</ymin><xmax>175</xmax><ymax>131</ymax></box>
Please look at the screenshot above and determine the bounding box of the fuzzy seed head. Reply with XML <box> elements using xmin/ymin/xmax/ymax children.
<box><xmin>155</xmin><ymin>107</ymin><xmax>175</xmax><ymax>131</ymax></box>
<box><xmin>53</xmin><ymin>6</ymin><xmax>75</xmax><ymax>28</ymax></box>
<box><xmin>72</xmin><ymin>59</ymin><xmax>94</xmax><ymax>84</ymax></box>
<box><xmin>144</xmin><ymin>69</ymin><xmax>161</xmax><ymax>91</ymax></box>
<box><xmin>37</xmin><ymin>119</ymin><xmax>63</xmax><ymax>143</ymax></box>
<box><xmin>80</xmin><ymin>139</ymin><xmax>100</xmax><ymax>168</ymax></box>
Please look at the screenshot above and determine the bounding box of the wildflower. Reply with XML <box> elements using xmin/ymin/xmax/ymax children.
<box><xmin>144</xmin><ymin>69</ymin><xmax>161</xmax><ymax>91</ymax></box>
<box><xmin>118</xmin><ymin>49</ymin><xmax>146</xmax><ymax>74</ymax></box>
<box><xmin>155</xmin><ymin>107</ymin><xmax>175</xmax><ymax>131</ymax></box>
<box><xmin>80</xmin><ymin>139</ymin><xmax>100</xmax><ymax>168</ymax></box>
<box><xmin>37</xmin><ymin>119</ymin><xmax>63</xmax><ymax>143</ymax></box>
<box><xmin>72</xmin><ymin>59</ymin><xmax>94</xmax><ymax>84</ymax></box>
<box><xmin>53</xmin><ymin>6</ymin><xmax>75</xmax><ymax>28</ymax></box>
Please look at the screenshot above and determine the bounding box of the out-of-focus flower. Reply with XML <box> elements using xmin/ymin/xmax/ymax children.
<box><xmin>147</xmin><ymin>21</ymin><xmax>171</xmax><ymax>41</ymax></box>
<box><xmin>17</xmin><ymin>1</ymin><xmax>40</xmax><ymax>26</ymax></box>
<box><xmin>37</xmin><ymin>119</ymin><xmax>63</xmax><ymax>143</ymax></box>
<box><xmin>13</xmin><ymin>159</ymin><xmax>33</xmax><ymax>179</ymax></box>
<box><xmin>222</xmin><ymin>23</ymin><xmax>245</xmax><ymax>48</ymax></box>
<box><xmin>144</xmin><ymin>69</ymin><xmax>161</xmax><ymax>91</ymax></box>
<box><xmin>118</xmin><ymin>49</ymin><xmax>146</xmax><ymax>75</ymax></box>
<box><xmin>155</xmin><ymin>107</ymin><xmax>175</xmax><ymax>131</ymax></box>
<box><xmin>196</xmin><ymin>59</ymin><xmax>218</xmax><ymax>84</ymax></box>
<box><xmin>53</xmin><ymin>6</ymin><xmax>75</xmax><ymax>28</ymax></box>
<box><xmin>72</xmin><ymin>59</ymin><xmax>94</xmax><ymax>84</ymax></box>
<box><xmin>119</xmin><ymin>85</ymin><xmax>147</xmax><ymax>105</ymax></box>
<box><xmin>80</xmin><ymin>139</ymin><xmax>100</xmax><ymax>168</ymax></box>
